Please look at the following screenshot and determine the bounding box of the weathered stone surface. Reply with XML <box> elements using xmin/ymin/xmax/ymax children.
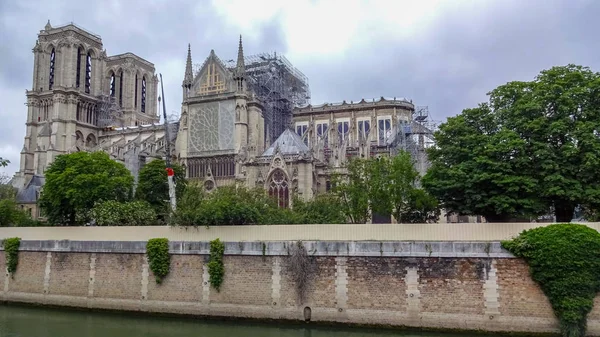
<box><xmin>6</xmin><ymin>242</ymin><xmax>600</xmax><ymax>336</ymax></box>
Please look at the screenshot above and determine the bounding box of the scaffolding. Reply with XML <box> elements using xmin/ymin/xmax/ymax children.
<box><xmin>96</xmin><ymin>94</ymin><xmax>124</xmax><ymax>128</ymax></box>
<box><xmin>224</xmin><ymin>52</ymin><xmax>311</xmax><ymax>144</ymax></box>
<box><xmin>389</xmin><ymin>106</ymin><xmax>438</xmax><ymax>176</ymax></box>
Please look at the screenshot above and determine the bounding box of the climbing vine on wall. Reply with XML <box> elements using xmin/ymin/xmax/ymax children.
<box><xmin>502</xmin><ymin>223</ymin><xmax>600</xmax><ymax>337</ymax></box>
<box><xmin>287</xmin><ymin>240</ymin><xmax>316</xmax><ymax>304</ymax></box>
<box><xmin>146</xmin><ymin>238</ymin><xmax>170</xmax><ymax>284</ymax></box>
<box><xmin>208</xmin><ymin>238</ymin><xmax>225</xmax><ymax>292</ymax></box>
<box><xmin>3</xmin><ymin>237</ymin><xmax>21</xmax><ymax>275</ymax></box>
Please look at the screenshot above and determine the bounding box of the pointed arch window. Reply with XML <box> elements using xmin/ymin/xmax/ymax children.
<box><xmin>135</xmin><ymin>74</ymin><xmax>138</xmax><ymax>109</ymax></box>
<box><xmin>268</xmin><ymin>169</ymin><xmax>289</xmax><ymax>208</ymax></box>
<box><xmin>76</xmin><ymin>47</ymin><xmax>83</xmax><ymax>88</ymax></box>
<box><xmin>85</xmin><ymin>52</ymin><xmax>92</xmax><ymax>94</ymax></box>
<box><xmin>109</xmin><ymin>72</ymin><xmax>115</xmax><ymax>97</ymax></box>
<box><xmin>49</xmin><ymin>48</ymin><xmax>55</xmax><ymax>90</ymax></box>
<box><xmin>141</xmin><ymin>76</ymin><xmax>146</xmax><ymax>113</ymax></box>
<box><xmin>119</xmin><ymin>71</ymin><xmax>123</xmax><ymax>107</ymax></box>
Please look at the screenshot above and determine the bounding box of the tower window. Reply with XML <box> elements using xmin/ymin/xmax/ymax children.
<box><xmin>119</xmin><ymin>71</ymin><xmax>123</xmax><ymax>107</ymax></box>
<box><xmin>85</xmin><ymin>52</ymin><xmax>92</xmax><ymax>94</ymax></box>
<box><xmin>141</xmin><ymin>76</ymin><xmax>146</xmax><ymax>113</ymax></box>
<box><xmin>49</xmin><ymin>48</ymin><xmax>55</xmax><ymax>90</ymax></box>
<box><xmin>76</xmin><ymin>47</ymin><xmax>82</xmax><ymax>88</ymax></box>
<box><xmin>135</xmin><ymin>74</ymin><xmax>138</xmax><ymax>109</ymax></box>
<box><xmin>109</xmin><ymin>72</ymin><xmax>115</xmax><ymax>97</ymax></box>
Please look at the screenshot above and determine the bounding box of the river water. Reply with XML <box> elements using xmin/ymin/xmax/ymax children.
<box><xmin>0</xmin><ymin>304</ymin><xmax>499</xmax><ymax>337</ymax></box>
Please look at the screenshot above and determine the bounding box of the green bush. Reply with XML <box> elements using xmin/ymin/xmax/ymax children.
<box><xmin>502</xmin><ymin>223</ymin><xmax>600</xmax><ymax>337</ymax></box>
<box><xmin>0</xmin><ymin>200</ymin><xmax>38</xmax><ymax>227</ymax></box>
<box><xmin>91</xmin><ymin>200</ymin><xmax>157</xmax><ymax>226</ymax></box>
<box><xmin>3</xmin><ymin>237</ymin><xmax>21</xmax><ymax>274</ymax></box>
<box><xmin>292</xmin><ymin>193</ymin><xmax>347</xmax><ymax>224</ymax></box>
<box><xmin>208</xmin><ymin>238</ymin><xmax>225</xmax><ymax>291</ymax></box>
<box><xmin>172</xmin><ymin>184</ymin><xmax>349</xmax><ymax>226</ymax></box>
<box><xmin>146</xmin><ymin>238</ymin><xmax>170</xmax><ymax>284</ymax></box>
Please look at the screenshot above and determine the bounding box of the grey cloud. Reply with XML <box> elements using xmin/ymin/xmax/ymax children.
<box><xmin>1</xmin><ymin>0</ymin><xmax>599</xmax><ymax>174</ymax></box>
<box><xmin>299</xmin><ymin>0</ymin><xmax>600</xmax><ymax>122</ymax></box>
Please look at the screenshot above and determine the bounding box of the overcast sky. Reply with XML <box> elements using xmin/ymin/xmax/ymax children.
<box><xmin>1</xmin><ymin>0</ymin><xmax>599</xmax><ymax>175</ymax></box>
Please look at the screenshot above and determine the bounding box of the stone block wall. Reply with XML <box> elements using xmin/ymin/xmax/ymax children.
<box><xmin>2</xmin><ymin>240</ymin><xmax>600</xmax><ymax>335</ymax></box>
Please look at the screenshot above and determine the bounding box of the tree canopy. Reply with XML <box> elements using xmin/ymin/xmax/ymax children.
<box><xmin>39</xmin><ymin>151</ymin><xmax>134</xmax><ymax>225</ymax></box>
<box><xmin>135</xmin><ymin>159</ymin><xmax>186</xmax><ymax>219</ymax></box>
<box><xmin>423</xmin><ymin>64</ymin><xmax>600</xmax><ymax>222</ymax></box>
<box><xmin>0</xmin><ymin>157</ymin><xmax>8</xmax><ymax>167</ymax></box>
<box><xmin>333</xmin><ymin>151</ymin><xmax>439</xmax><ymax>223</ymax></box>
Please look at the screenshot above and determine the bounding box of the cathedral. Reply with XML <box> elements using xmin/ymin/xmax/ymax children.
<box><xmin>12</xmin><ymin>22</ymin><xmax>434</xmax><ymax>219</ymax></box>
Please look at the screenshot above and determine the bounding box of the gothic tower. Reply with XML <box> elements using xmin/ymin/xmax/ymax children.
<box><xmin>233</xmin><ymin>35</ymin><xmax>248</xmax><ymax>153</ymax></box>
<box><xmin>14</xmin><ymin>21</ymin><xmax>160</xmax><ymax>188</ymax></box>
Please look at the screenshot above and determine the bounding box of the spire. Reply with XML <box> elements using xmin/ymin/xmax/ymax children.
<box><xmin>184</xmin><ymin>43</ymin><xmax>193</xmax><ymax>84</ymax></box>
<box><xmin>235</xmin><ymin>35</ymin><xmax>245</xmax><ymax>78</ymax></box>
<box><xmin>44</xmin><ymin>20</ymin><xmax>52</xmax><ymax>31</ymax></box>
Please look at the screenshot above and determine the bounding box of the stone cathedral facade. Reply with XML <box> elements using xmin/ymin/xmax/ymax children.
<box><xmin>13</xmin><ymin>22</ymin><xmax>430</xmax><ymax>218</ymax></box>
<box><xmin>12</xmin><ymin>22</ymin><xmax>169</xmax><ymax>217</ymax></box>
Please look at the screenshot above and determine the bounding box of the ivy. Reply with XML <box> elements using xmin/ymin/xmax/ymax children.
<box><xmin>146</xmin><ymin>238</ymin><xmax>170</xmax><ymax>284</ymax></box>
<box><xmin>3</xmin><ymin>237</ymin><xmax>21</xmax><ymax>275</ymax></box>
<box><xmin>208</xmin><ymin>238</ymin><xmax>225</xmax><ymax>292</ymax></box>
<box><xmin>502</xmin><ymin>223</ymin><xmax>600</xmax><ymax>337</ymax></box>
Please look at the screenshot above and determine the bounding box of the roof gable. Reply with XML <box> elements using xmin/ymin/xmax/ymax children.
<box><xmin>191</xmin><ymin>50</ymin><xmax>232</xmax><ymax>96</ymax></box>
<box><xmin>262</xmin><ymin>129</ymin><xmax>310</xmax><ymax>156</ymax></box>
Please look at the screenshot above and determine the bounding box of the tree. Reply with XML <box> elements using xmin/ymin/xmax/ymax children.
<box><xmin>331</xmin><ymin>159</ymin><xmax>370</xmax><ymax>224</ymax></box>
<box><xmin>0</xmin><ymin>157</ymin><xmax>9</xmax><ymax>167</ymax></box>
<box><xmin>333</xmin><ymin>152</ymin><xmax>439</xmax><ymax>223</ymax></box>
<box><xmin>422</xmin><ymin>104</ymin><xmax>543</xmax><ymax>222</ymax></box>
<box><xmin>135</xmin><ymin>159</ymin><xmax>186</xmax><ymax>219</ymax></box>
<box><xmin>39</xmin><ymin>151</ymin><xmax>134</xmax><ymax>225</ymax></box>
<box><xmin>0</xmin><ymin>173</ymin><xmax>16</xmax><ymax>201</ymax></box>
<box><xmin>292</xmin><ymin>193</ymin><xmax>347</xmax><ymax>224</ymax></box>
<box><xmin>424</xmin><ymin>65</ymin><xmax>600</xmax><ymax>222</ymax></box>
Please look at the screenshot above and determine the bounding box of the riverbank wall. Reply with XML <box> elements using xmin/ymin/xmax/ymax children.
<box><xmin>1</xmin><ymin>223</ymin><xmax>600</xmax><ymax>336</ymax></box>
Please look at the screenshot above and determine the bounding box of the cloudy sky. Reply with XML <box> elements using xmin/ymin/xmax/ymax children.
<box><xmin>1</xmin><ymin>0</ymin><xmax>598</xmax><ymax>175</ymax></box>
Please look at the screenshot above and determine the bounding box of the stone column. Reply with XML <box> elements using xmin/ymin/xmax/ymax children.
<box><xmin>115</xmin><ymin>73</ymin><xmax>122</xmax><ymax>106</ymax></box>
<box><xmin>32</xmin><ymin>48</ymin><xmax>40</xmax><ymax>90</ymax></box>
<box><xmin>79</xmin><ymin>50</ymin><xmax>86</xmax><ymax>91</ymax></box>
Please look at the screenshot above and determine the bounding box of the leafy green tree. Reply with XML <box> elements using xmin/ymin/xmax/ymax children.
<box><xmin>422</xmin><ymin>104</ymin><xmax>543</xmax><ymax>222</ymax></box>
<box><xmin>331</xmin><ymin>159</ymin><xmax>371</xmax><ymax>224</ymax></box>
<box><xmin>39</xmin><ymin>151</ymin><xmax>134</xmax><ymax>225</ymax></box>
<box><xmin>424</xmin><ymin>65</ymin><xmax>600</xmax><ymax>222</ymax></box>
<box><xmin>0</xmin><ymin>174</ymin><xmax>16</xmax><ymax>201</ymax></box>
<box><xmin>135</xmin><ymin>159</ymin><xmax>186</xmax><ymax>218</ymax></box>
<box><xmin>333</xmin><ymin>152</ymin><xmax>439</xmax><ymax>223</ymax></box>
<box><xmin>292</xmin><ymin>193</ymin><xmax>347</xmax><ymax>224</ymax></box>
<box><xmin>91</xmin><ymin>200</ymin><xmax>157</xmax><ymax>226</ymax></box>
<box><xmin>0</xmin><ymin>157</ymin><xmax>9</xmax><ymax>167</ymax></box>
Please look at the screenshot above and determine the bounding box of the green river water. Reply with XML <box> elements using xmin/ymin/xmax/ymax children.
<box><xmin>0</xmin><ymin>304</ymin><xmax>503</xmax><ymax>337</ymax></box>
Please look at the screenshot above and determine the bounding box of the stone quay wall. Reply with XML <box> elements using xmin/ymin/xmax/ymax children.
<box><xmin>1</xmin><ymin>237</ymin><xmax>600</xmax><ymax>336</ymax></box>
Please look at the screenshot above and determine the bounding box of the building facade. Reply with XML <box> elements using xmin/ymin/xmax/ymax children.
<box><xmin>12</xmin><ymin>21</ymin><xmax>168</xmax><ymax>217</ymax></box>
<box><xmin>12</xmin><ymin>22</ymin><xmax>436</xmax><ymax>219</ymax></box>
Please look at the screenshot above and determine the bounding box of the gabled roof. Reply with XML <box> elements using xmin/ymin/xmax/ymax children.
<box><xmin>261</xmin><ymin>128</ymin><xmax>310</xmax><ymax>156</ymax></box>
<box><xmin>16</xmin><ymin>175</ymin><xmax>44</xmax><ymax>203</ymax></box>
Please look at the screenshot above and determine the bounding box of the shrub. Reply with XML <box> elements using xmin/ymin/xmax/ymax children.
<box><xmin>292</xmin><ymin>193</ymin><xmax>347</xmax><ymax>224</ymax></box>
<box><xmin>0</xmin><ymin>200</ymin><xmax>37</xmax><ymax>227</ymax></box>
<box><xmin>91</xmin><ymin>200</ymin><xmax>157</xmax><ymax>226</ymax></box>
<box><xmin>208</xmin><ymin>238</ymin><xmax>225</xmax><ymax>291</ymax></box>
<box><xmin>3</xmin><ymin>237</ymin><xmax>21</xmax><ymax>274</ymax></box>
<box><xmin>146</xmin><ymin>238</ymin><xmax>170</xmax><ymax>284</ymax></box>
<box><xmin>502</xmin><ymin>223</ymin><xmax>600</xmax><ymax>337</ymax></box>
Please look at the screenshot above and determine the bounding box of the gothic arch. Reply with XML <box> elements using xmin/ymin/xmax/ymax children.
<box><xmin>45</xmin><ymin>43</ymin><xmax>56</xmax><ymax>53</ymax></box>
<box><xmin>75</xmin><ymin>131</ymin><xmax>84</xmax><ymax>151</ymax></box>
<box><xmin>86</xmin><ymin>133</ymin><xmax>97</xmax><ymax>148</ymax></box>
<box><xmin>266</xmin><ymin>168</ymin><xmax>290</xmax><ymax>208</ymax></box>
<box><xmin>86</xmin><ymin>48</ymin><xmax>97</xmax><ymax>58</ymax></box>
